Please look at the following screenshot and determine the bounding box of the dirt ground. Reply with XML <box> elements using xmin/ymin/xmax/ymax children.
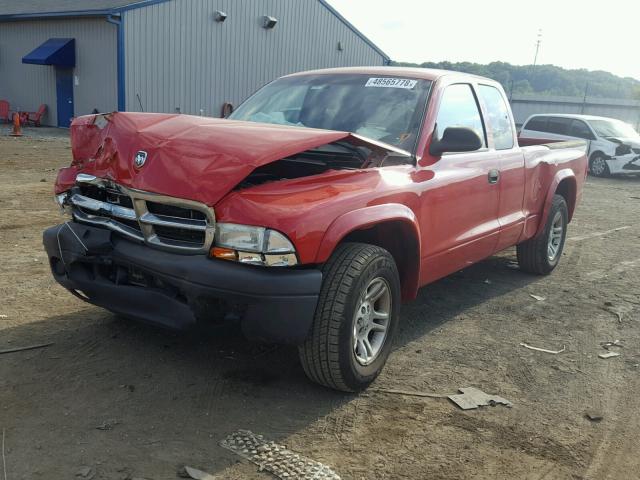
<box><xmin>1</xmin><ymin>129</ymin><xmax>639</xmax><ymax>480</ymax></box>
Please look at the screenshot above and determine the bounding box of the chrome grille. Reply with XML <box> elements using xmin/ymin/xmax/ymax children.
<box><xmin>69</xmin><ymin>174</ymin><xmax>215</xmax><ymax>254</ymax></box>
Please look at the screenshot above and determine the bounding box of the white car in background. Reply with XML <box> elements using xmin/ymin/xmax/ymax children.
<box><xmin>519</xmin><ymin>114</ymin><xmax>640</xmax><ymax>177</ymax></box>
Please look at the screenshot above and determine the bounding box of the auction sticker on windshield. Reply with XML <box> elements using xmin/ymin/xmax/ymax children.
<box><xmin>365</xmin><ymin>77</ymin><xmax>417</xmax><ymax>89</ymax></box>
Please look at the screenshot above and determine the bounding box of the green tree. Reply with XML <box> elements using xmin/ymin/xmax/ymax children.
<box><xmin>389</xmin><ymin>60</ymin><xmax>640</xmax><ymax>100</ymax></box>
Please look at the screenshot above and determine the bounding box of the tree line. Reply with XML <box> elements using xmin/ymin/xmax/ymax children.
<box><xmin>391</xmin><ymin>61</ymin><xmax>640</xmax><ymax>100</ymax></box>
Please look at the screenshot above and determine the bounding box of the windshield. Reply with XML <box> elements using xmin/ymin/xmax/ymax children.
<box><xmin>589</xmin><ymin>119</ymin><xmax>640</xmax><ymax>139</ymax></box>
<box><xmin>229</xmin><ymin>74</ymin><xmax>432</xmax><ymax>152</ymax></box>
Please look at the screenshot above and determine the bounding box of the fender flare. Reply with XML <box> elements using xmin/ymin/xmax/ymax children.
<box><xmin>315</xmin><ymin>203</ymin><xmax>422</xmax><ymax>300</ymax></box>
<box><xmin>535</xmin><ymin>168</ymin><xmax>576</xmax><ymax>238</ymax></box>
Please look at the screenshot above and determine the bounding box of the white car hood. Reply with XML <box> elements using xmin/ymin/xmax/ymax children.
<box><xmin>604</xmin><ymin>137</ymin><xmax>640</xmax><ymax>149</ymax></box>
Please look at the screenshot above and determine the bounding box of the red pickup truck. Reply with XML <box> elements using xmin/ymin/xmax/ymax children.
<box><xmin>45</xmin><ymin>67</ymin><xmax>587</xmax><ymax>391</ymax></box>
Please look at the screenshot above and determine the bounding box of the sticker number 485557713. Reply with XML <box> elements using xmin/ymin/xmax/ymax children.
<box><xmin>365</xmin><ymin>77</ymin><xmax>418</xmax><ymax>89</ymax></box>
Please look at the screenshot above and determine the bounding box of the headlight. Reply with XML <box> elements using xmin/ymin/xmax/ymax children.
<box><xmin>210</xmin><ymin>223</ymin><xmax>298</xmax><ymax>266</ymax></box>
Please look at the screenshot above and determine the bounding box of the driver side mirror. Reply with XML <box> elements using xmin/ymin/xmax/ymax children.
<box><xmin>429</xmin><ymin>126</ymin><xmax>483</xmax><ymax>156</ymax></box>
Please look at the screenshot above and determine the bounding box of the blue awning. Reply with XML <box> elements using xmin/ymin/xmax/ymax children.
<box><xmin>22</xmin><ymin>38</ymin><xmax>75</xmax><ymax>67</ymax></box>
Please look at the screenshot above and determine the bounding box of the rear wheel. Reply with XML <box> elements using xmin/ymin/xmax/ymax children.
<box><xmin>589</xmin><ymin>153</ymin><xmax>610</xmax><ymax>177</ymax></box>
<box><xmin>517</xmin><ymin>194</ymin><xmax>568</xmax><ymax>275</ymax></box>
<box><xmin>299</xmin><ymin>243</ymin><xmax>400</xmax><ymax>392</ymax></box>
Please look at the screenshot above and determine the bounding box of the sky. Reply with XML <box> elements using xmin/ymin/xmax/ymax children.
<box><xmin>327</xmin><ymin>0</ymin><xmax>640</xmax><ymax>81</ymax></box>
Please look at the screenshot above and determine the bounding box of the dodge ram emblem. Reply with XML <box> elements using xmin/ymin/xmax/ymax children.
<box><xmin>134</xmin><ymin>150</ymin><xmax>148</xmax><ymax>168</ymax></box>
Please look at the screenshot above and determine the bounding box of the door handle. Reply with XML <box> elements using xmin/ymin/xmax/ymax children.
<box><xmin>488</xmin><ymin>169</ymin><xmax>500</xmax><ymax>184</ymax></box>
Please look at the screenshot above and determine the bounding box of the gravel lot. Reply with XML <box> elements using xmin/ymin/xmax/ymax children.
<box><xmin>1</xmin><ymin>131</ymin><xmax>639</xmax><ymax>480</ymax></box>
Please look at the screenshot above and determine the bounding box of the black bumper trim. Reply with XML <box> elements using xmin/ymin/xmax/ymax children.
<box><xmin>43</xmin><ymin>223</ymin><xmax>322</xmax><ymax>344</ymax></box>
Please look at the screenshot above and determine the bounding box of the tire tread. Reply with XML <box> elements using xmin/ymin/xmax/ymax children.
<box><xmin>517</xmin><ymin>194</ymin><xmax>567</xmax><ymax>275</ymax></box>
<box><xmin>299</xmin><ymin>243</ymin><xmax>393</xmax><ymax>391</ymax></box>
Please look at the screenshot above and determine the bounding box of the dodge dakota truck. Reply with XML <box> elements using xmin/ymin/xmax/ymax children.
<box><xmin>44</xmin><ymin>67</ymin><xmax>588</xmax><ymax>392</ymax></box>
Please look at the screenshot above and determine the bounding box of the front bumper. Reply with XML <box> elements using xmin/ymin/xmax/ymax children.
<box><xmin>43</xmin><ymin>223</ymin><xmax>322</xmax><ymax>344</ymax></box>
<box><xmin>606</xmin><ymin>153</ymin><xmax>640</xmax><ymax>174</ymax></box>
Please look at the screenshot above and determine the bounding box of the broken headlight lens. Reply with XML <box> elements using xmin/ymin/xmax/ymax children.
<box><xmin>615</xmin><ymin>144</ymin><xmax>632</xmax><ymax>156</ymax></box>
<box><xmin>210</xmin><ymin>223</ymin><xmax>298</xmax><ymax>266</ymax></box>
<box><xmin>55</xmin><ymin>192</ymin><xmax>72</xmax><ymax>216</ymax></box>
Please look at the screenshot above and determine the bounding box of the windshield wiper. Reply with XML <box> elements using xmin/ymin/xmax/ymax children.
<box><xmin>325</xmin><ymin>141</ymin><xmax>369</xmax><ymax>163</ymax></box>
<box><xmin>331</xmin><ymin>140</ymin><xmax>414</xmax><ymax>167</ymax></box>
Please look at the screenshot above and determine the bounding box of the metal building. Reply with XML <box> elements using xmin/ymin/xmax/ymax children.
<box><xmin>0</xmin><ymin>0</ymin><xmax>389</xmax><ymax>127</ymax></box>
<box><xmin>509</xmin><ymin>94</ymin><xmax>640</xmax><ymax>130</ymax></box>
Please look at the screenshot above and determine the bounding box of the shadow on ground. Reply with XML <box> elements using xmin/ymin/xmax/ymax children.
<box><xmin>0</xmin><ymin>252</ymin><xmax>538</xmax><ymax>478</ymax></box>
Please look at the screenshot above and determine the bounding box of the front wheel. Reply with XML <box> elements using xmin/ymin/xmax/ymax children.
<box><xmin>299</xmin><ymin>243</ymin><xmax>401</xmax><ymax>392</ymax></box>
<box><xmin>517</xmin><ymin>194</ymin><xmax>568</xmax><ymax>275</ymax></box>
<box><xmin>589</xmin><ymin>153</ymin><xmax>610</xmax><ymax>177</ymax></box>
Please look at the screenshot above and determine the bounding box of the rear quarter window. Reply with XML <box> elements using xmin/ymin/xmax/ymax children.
<box><xmin>478</xmin><ymin>85</ymin><xmax>514</xmax><ymax>150</ymax></box>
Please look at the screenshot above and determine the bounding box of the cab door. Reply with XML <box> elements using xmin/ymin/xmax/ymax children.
<box><xmin>419</xmin><ymin>83</ymin><xmax>501</xmax><ymax>284</ymax></box>
<box><xmin>476</xmin><ymin>84</ymin><xmax>526</xmax><ymax>251</ymax></box>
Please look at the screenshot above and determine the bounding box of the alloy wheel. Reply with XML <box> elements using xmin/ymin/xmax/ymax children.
<box><xmin>352</xmin><ymin>277</ymin><xmax>392</xmax><ymax>366</ymax></box>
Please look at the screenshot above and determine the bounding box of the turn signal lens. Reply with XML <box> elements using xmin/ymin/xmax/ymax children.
<box><xmin>210</xmin><ymin>246</ymin><xmax>238</xmax><ymax>261</ymax></box>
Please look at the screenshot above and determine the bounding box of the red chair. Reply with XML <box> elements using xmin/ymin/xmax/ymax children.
<box><xmin>0</xmin><ymin>100</ymin><xmax>10</xmax><ymax>123</ymax></box>
<box><xmin>23</xmin><ymin>104</ymin><xmax>47</xmax><ymax>126</ymax></box>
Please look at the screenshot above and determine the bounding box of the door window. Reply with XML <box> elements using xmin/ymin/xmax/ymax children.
<box><xmin>478</xmin><ymin>85</ymin><xmax>514</xmax><ymax>150</ymax></box>
<box><xmin>569</xmin><ymin>119</ymin><xmax>594</xmax><ymax>139</ymax></box>
<box><xmin>435</xmin><ymin>84</ymin><xmax>486</xmax><ymax>147</ymax></box>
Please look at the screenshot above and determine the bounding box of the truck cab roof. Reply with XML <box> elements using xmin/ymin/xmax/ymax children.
<box><xmin>284</xmin><ymin>66</ymin><xmax>498</xmax><ymax>85</ymax></box>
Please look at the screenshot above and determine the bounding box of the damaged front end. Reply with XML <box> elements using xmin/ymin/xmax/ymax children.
<box><xmin>603</xmin><ymin>138</ymin><xmax>640</xmax><ymax>174</ymax></box>
<box><xmin>621</xmin><ymin>153</ymin><xmax>640</xmax><ymax>173</ymax></box>
<box><xmin>45</xmin><ymin>112</ymin><xmax>411</xmax><ymax>337</ymax></box>
<box><xmin>600</xmin><ymin>151</ymin><xmax>640</xmax><ymax>175</ymax></box>
<box><xmin>54</xmin><ymin>112</ymin><xmax>411</xmax><ymax>262</ymax></box>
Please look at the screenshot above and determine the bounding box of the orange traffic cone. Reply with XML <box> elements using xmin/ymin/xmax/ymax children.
<box><xmin>10</xmin><ymin>112</ymin><xmax>23</xmax><ymax>137</ymax></box>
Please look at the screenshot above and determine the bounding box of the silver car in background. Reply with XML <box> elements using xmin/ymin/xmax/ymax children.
<box><xmin>519</xmin><ymin>114</ymin><xmax>640</xmax><ymax>177</ymax></box>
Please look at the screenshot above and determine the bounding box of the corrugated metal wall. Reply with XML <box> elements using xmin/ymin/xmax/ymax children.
<box><xmin>511</xmin><ymin>95</ymin><xmax>640</xmax><ymax>129</ymax></box>
<box><xmin>123</xmin><ymin>0</ymin><xmax>386</xmax><ymax>116</ymax></box>
<box><xmin>0</xmin><ymin>18</ymin><xmax>117</xmax><ymax>126</ymax></box>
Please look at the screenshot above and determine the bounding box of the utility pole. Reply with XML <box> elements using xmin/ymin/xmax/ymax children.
<box><xmin>532</xmin><ymin>29</ymin><xmax>542</xmax><ymax>69</ymax></box>
<box><xmin>581</xmin><ymin>82</ymin><xmax>589</xmax><ymax>114</ymax></box>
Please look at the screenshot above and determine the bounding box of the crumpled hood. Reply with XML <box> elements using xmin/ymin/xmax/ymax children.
<box><xmin>57</xmin><ymin>112</ymin><xmax>404</xmax><ymax>205</ymax></box>
<box><xmin>605</xmin><ymin>137</ymin><xmax>640</xmax><ymax>149</ymax></box>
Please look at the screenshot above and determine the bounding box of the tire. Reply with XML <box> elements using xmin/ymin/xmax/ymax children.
<box><xmin>299</xmin><ymin>242</ymin><xmax>401</xmax><ymax>392</ymax></box>
<box><xmin>589</xmin><ymin>153</ymin><xmax>610</xmax><ymax>177</ymax></box>
<box><xmin>517</xmin><ymin>194</ymin><xmax>568</xmax><ymax>275</ymax></box>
